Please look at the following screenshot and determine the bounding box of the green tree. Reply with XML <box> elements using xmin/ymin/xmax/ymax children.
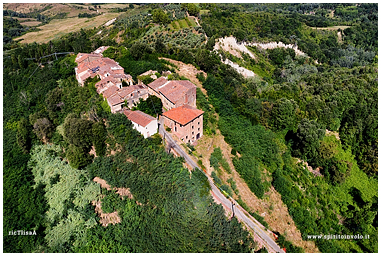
<box><xmin>133</xmin><ymin>95</ymin><xmax>163</xmax><ymax>117</ymax></box>
<box><xmin>154</xmin><ymin>38</ymin><xmax>167</xmax><ymax>53</ymax></box>
<box><xmin>63</xmin><ymin>115</ymin><xmax>94</xmax><ymax>151</ymax></box>
<box><xmin>270</xmin><ymin>98</ymin><xmax>298</xmax><ymax>131</ymax></box>
<box><xmin>130</xmin><ymin>42</ymin><xmax>153</xmax><ymax>60</ymax></box>
<box><xmin>16</xmin><ymin>117</ymin><xmax>31</xmax><ymax>153</ymax></box>
<box><xmin>187</xmin><ymin>3</ymin><xmax>200</xmax><ymax>16</ymax></box>
<box><xmin>293</xmin><ymin>118</ymin><xmax>325</xmax><ymax>161</ymax></box>
<box><xmin>92</xmin><ymin>121</ymin><xmax>107</xmax><ymax>157</ymax></box>
<box><xmin>45</xmin><ymin>87</ymin><xmax>64</xmax><ymax>124</ymax></box>
<box><xmin>33</xmin><ymin>118</ymin><xmax>54</xmax><ymax>142</ymax></box>
<box><xmin>152</xmin><ymin>9</ymin><xmax>170</xmax><ymax>24</ymax></box>
<box><xmin>66</xmin><ymin>144</ymin><xmax>93</xmax><ymax>169</ymax></box>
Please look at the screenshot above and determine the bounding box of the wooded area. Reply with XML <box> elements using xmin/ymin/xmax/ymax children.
<box><xmin>3</xmin><ymin>3</ymin><xmax>378</xmax><ymax>253</ymax></box>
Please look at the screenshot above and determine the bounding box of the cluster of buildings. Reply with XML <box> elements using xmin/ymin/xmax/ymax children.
<box><xmin>75</xmin><ymin>47</ymin><xmax>204</xmax><ymax>144</ymax></box>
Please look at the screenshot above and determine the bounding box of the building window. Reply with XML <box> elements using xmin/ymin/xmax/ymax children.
<box><xmin>175</xmin><ymin>127</ymin><xmax>177</xmax><ymax>132</ymax></box>
<box><xmin>131</xmin><ymin>93</ymin><xmax>133</xmax><ymax>96</ymax></box>
<box><xmin>186</xmin><ymin>136</ymin><xmax>188</xmax><ymax>139</ymax></box>
<box><xmin>192</xmin><ymin>131</ymin><xmax>194</xmax><ymax>135</ymax></box>
<box><xmin>198</xmin><ymin>122</ymin><xmax>200</xmax><ymax>125</ymax></box>
<box><xmin>198</xmin><ymin>127</ymin><xmax>200</xmax><ymax>131</ymax></box>
<box><xmin>192</xmin><ymin>125</ymin><xmax>194</xmax><ymax>129</ymax></box>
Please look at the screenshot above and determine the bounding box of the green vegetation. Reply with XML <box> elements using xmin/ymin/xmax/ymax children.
<box><xmin>209</xmin><ymin>147</ymin><xmax>231</xmax><ymax>173</ymax></box>
<box><xmin>132</xmin><ymin>95</ymin><xmax>163</xmax><ymax>117</ymax></box>
<box><xmin>3</xmin><ymin>2</ymin><xmax>378</xmax><ymax>253</ymax></box>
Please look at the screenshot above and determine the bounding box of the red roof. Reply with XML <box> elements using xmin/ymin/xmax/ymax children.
<box><xmin>124</xmin><ymin>109</ymin><xmax>156</xmax><ymax>127</ymax></box>
<box><xmin>107</xmin><ymin>94</ymin><xmax>124</xmax><ymax>106</ymax></box>
<box><xmin>162</xmin><ymin>105</ymin><xmax>203</xmax><ymax>125</ymax></box>
<box><xmin>95</xmin><ymin>76</ymin><xmax>119</xmax><ymax>88</ymax></box>
<box><xmin>117</xmin><ymin>84</ymin><xmax>147</xmax><ymax>99</ymax></box>
<box><xmin>147</xmin><ymin>76</ymin><xmax>168</xmax><ymax>91</ymax></box>
<box><xmin>75</xmin><ymin>53</ymin><xmax>102</xmax><ymax>64</ymax></box>
<box><xmin>102</xmin><ymin>85</ymin><xmax>119</xmax><ymax>98</ymax></box>
<box><xmin>159</xmin><ymin>81</ymin><xmax>195</xmax><ymax>104</ymax></box>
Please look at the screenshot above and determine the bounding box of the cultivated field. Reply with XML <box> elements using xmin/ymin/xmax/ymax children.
<box><xmin>5</xmin><ymin>3</ymin><xmax>136</xmax><ymax>44</ymax></box>
<box><xmin>15</xmin><ymin>13</ymin><xmax>120</xmax><ymax>44</ymax></box>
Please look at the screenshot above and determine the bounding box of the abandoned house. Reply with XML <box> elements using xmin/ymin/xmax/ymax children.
<box><xmin>147</xmin><ymin>77</ymin><xmax>196</xmax><ymax>110</ymax></box>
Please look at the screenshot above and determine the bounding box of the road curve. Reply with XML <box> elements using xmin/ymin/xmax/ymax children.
<box><xmin>159</xmin><ymin>125</ymin><xmax>284</xmax><ymax>253</ymax></box>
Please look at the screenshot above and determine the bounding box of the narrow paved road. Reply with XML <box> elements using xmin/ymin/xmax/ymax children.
<box><xmin>159</xmin><ymin>125</ymin><xmax>284</xmax><ymax>253</ymax></box>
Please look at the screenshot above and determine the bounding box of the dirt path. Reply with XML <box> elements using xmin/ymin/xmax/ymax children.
<box><xmin>158</xmin><ymin>57</ymin><xmax>208</xmax><ymax>94</ymax></box>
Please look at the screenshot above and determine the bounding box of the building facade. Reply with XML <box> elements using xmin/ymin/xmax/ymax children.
<box><xmin>124</xmin><ymin>109</ymin><xmax>158</xmax><ymax>138</ymax></box>
<box><xmin>161</xmin><ymin>105</ymin><xmax>203</xmax><ymax>144</ymax></box>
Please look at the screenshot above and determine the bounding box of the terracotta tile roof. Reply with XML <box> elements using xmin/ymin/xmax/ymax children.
<box><xmin>117</xmin><ymin>86</ymin><xmax>136</xmax><ymax>98</ymax></box>
<box><xmin>123</xmin><ymin>109</ymin><xmax>156</xmax><ymax>127</ymax></box>
<box><xmin>79</xmin><ymin>72</ymin><xmax>97</xmax><ymax>83</ymax></box>
<box><xmin>102</xmin><ymin>85</ymin><xmax>119</xmax><ymax>98</ymax></box>
<box><xmin>107</xmin><ymin>94</ymin><xmax>124</xmax><ymax>106</ymax></box>
<box><xmin>147</xmin><ymin>77</ymin><xmax>168</xmax><ymax>91</ymax></box>
<box><xmin>75</xmin><ymin>53</ymin><xmax>102</xmax><ymax>64</ymax></box>
<box><xmin>92</xmin><ymin>46</ymin><xmax>109</xmax><ymax>55</ymax></box>
<box><xmin>162</xmin><ymin>105</ymin><xmax>203</xmax><ymax>125</ymax></box>
<box><xmin>159</xmin><ymin>81</ymin><xmax>193</xmax><ymax>104</ymax></box>
<box><xmin>173</xmin><ymin>80</ymin><xmax>197</xmax><ymax>89</ymax></box>
<box><xmin>95</xmin><ymin>76</ymin><xmax>119</xmax><ymax>88</ymax></box>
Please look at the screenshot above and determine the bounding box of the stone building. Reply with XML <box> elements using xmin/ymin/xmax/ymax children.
<box><xmin>147</xmin><ymin>77</ymin><xmax>196</xmax><ymax>110</ymax></box>
<box><xmin>161</xmin><ymin>104</ymin><xmax>203</xmax><ymax>144</ymax></box>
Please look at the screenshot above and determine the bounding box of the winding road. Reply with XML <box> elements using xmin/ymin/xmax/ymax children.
<box><xmin>158</xmin><ymin>124</ymin><xmax>285</xmax><ymax>253</ymax></box>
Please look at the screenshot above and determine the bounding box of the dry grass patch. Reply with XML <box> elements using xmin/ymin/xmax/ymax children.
<box><xmin>20</xmin><ymin>21</ymin><xmax>42</xmax><ymax>27</ymax></box>
<box><xmin>3</xmin><ymin>3</ymin><xmax>51</xmax><ymax>14</ymax></box>
<box><xmin>16</xmin><ymin>13</ymin><xmax>120</xmax><ymax>44</ymax></box>
<box><xmin>99</xmin><ymin>3</ymin><xmax>132</xmax><ymax>9</ymax></box>
<box><xmin>13</xmin><ymin>17</ymin><xmax>33</xmax><ymax>22</ymax></box>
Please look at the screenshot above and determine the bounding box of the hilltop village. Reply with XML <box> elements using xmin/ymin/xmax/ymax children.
<box><xmin>75</xmin><ymin>46</ymin><xmax>204</xmax><ymax>144</ymax></box>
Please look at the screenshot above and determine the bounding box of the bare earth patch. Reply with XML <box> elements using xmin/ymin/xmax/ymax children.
<box><xmin>158</xmin><ymin>57</ymin><xmax>208</xmax><ymax>94</ymax></box>
<box><xmin>92</xmin><ymin>199</ymin><xmax>121</xmax><ymax>227</ymax></box>
<box><xmin>314</xmin><ymin>25</ymin><xmax>351</xmax><ymax>31</ymax></box>
<box><xmin>93</xmin><ymin>176</ymin><xmax>134</xmax><ymax>200</ymax></box>
<box><xmin>89</xmin><ymin>145</ymin><xmax>97</xmax><ymax>158</ymax></box>
<box><xmin>326</xmin><ymin>129</ymin><xmax>340</xmax><ymax>140</ymax></box>
<box><xmin>296</xmin><ymin>158</ymin><xmax>323</xmax><ymax>177</ymax></box>
<box><xmin>93</xmin><ymin>177</ymin><xmax>111</xmax><ymax>190</ymax></box>
<box><xmin>214</xmin><ymin>36</ymin><xmax>256</xmax><ymax>59</ymax></box>
<box><xmin>13</xmin><ymin>17</ymin><xmax>34</xmax><ymax>22</ymax></box>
